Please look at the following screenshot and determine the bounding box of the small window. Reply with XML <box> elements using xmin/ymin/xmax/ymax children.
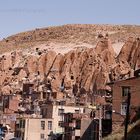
<box><xmin>57</xmin><ymin>101</ymin><xmax>65</xmax><ymax>105</ymax></box>
<box><xmin>0</xmin><ymin>96</ymin><xmax>2</xmax><ymax>104</ymax></box>
<box><xmin>105</xmin><ymin>111</ymin><xmax>112</xmax><ymax>119</ymax></box>
<box><xmin>41</xmin><ymin>108</ymin><xmax>47</xmax><ymax>118</ymax></box>
<box><xmin>19</xmin><ymin>120</ymin><xmax>25</xmax><ymax>128</ymax></box>
<box><xmin>43</xmin><ymin>92</ymin><xmax>46</xmax><ymax>99</ymax></box>
<box><xmin>121</xmin><ymin>102</ymin><xmax>127</xmax><ymax>115</ymax></box>
<box><xmin>76</xmin><ymin>120</ymin><xmax>81</xmax><ymax>129</ymax></box>
<box><xmin>75</xmin><ymin>136</ymin><xmax>80</xmax><ymax>140</ymax></box>
<box><xmin>41</xmin><ymin>121</ymin><xmax>45</xmax><ymax>130</ymax></box>
<box><xmin>58</xmin><ymin>121</ymin><xmax>63</xmax><ymax>127</ymax></box>
<box><xmin>75</xmin><ymin>109</ymin><xmax>80</xmax><ymax>113</ymax></box>
<box><xmin>48</xmin><ymin>121</ymin><xmax>52</xmax><ymax>130</ymax></box>
<box><xmin>64</xmin><ymin>114</ymin><xmax>72</xmax><ymax>123</ymax></box>
<box><xmin>122</xmin><ymin>87</ymin><xmax>130</xmax><ymax>97</ymax></box>
<box><xmin>58</xmin><ymin>109</ymin><xmax>64</xmax><ymax>116</ymax></box>
<box><xmin>22</xmin><ymin>120</ymin><xmax>25</xmax><ymax>128</ymax></box>
<box><xmin>40</xmin><ymin>133</ymin><xmax>45</xmax><ymax>140</ymax></box>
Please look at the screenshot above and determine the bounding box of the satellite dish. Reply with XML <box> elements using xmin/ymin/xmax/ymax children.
<box><xmin>47</xmin><ymin>89</ymin><xmax>51</xmax><ymax>93</ymax></box>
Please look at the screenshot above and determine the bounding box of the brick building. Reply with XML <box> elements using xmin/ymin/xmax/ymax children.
<box><xmin>0</xmin><ymin>94</ymin><xmax>20</xmax><ymax>131</ymax></box>
<box><xmin>0</xmin><ymin>94</ymin><xmax>20</xmax><ymax>114</ymax></box>
<box><xmin>109</xmin><ymin>69</ymin><xmax>140</xmax><ymax>129</ymax></box>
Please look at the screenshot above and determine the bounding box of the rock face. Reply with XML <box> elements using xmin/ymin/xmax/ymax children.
<box><xmin>0</xmin><ymin>24</ymin><xmax>140</xmax><ymax>102</ymax></box>
<box><xmin>110</xmin><ymin>37</ymin><xmax>140</xmax><ymax>80</ymax></box>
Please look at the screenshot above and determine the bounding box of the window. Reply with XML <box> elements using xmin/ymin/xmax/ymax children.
<box><xmin>58</xmin><ymin>109</ymin><xmax>64</xmax><ymax>116</ymax></box>
<box><xmin>122</xmin><ymin>87</ymin><xmax>130</xmax><ymax>97</ymax></box>
<box><xmin>48</xmin><ymin>121</ymin><xmax>52</xmax><ymax>130</ymax></box>
<box><xmin>41</xmin><ymin>108</ymin><xmax>47</xmax><ymax>118</ymax></box>
<box><xmin>57</xmin><ymin>101</ymin><xmax>65</xmax><ymax>105</ymax></box>
<box><xmin>105</xmin><ymin>111</ymin><xmax>112</xmax><ymax>119</ymax></box>
<box><xmin>15</xmin><ymin>131</ymin><xmax>21</xmax><ymax>138</ymax></box>
<box><xmin>75</xmin><ymin>136</ymin><xmax>80</xmax><ymax>140</ymax></box>
<box><xmin>121</xmin><ymin>102</ymin><xmax>127</xmax><ymax>115</ymax></box>
<box><xmin>41</xmin><ymin>121</ymin><xmax>45</xmax><ymax>130</ymax></box>
<box><xmin>76</xmin><ymin>120</ymin><xmax>81</xmax><ymax>129</ymax></box>
<box><xmin>58</xmin><ymin>121</ymin><xmax>63</xmax><ymax>127</ymax></box>
<box><xmin>19</xmin><ymin>120</ymin><xmax>22</xmax><ymax>128</ymax></box>
<box><xmin>75</xmin><ymin>109</ymin><xmax>80</xmax><ymax>113</ymax></box>
<box><xmin>0</xmin><ymin>96</ymin><xmax>3</xmax><ymax>105</ymax></box>
<box><xmin>43</xmin><ymin>92</ymin><xmax>46</xmax><ymax>99</ymax></box>
<box><xmin>40</xmin><ymin>133</ymin><xmax>45</xmax><ymax>140</ymax></box>
<box><xmin>19</xmin><ymin>120</ymin><xmax>25</xmax><ymax>128</ymax></box>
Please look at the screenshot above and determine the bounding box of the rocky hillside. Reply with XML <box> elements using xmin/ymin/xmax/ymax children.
<box><xmin>1</xmin><ymin>24</ymin><xmax>140</xmax><ymax>53</ymax></box>
<box><xmin>0</xmin><ymin>24</ymin><xmax>140</xmax><ymax>102</ymax></box>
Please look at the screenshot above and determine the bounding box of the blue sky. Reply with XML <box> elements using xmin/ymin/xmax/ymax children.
<box><xmin>0</xmin><ymin>0</ymin><xmax>140</xmax><ymax>38</ymax></box>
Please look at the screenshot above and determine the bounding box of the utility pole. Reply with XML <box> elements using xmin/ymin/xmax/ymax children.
<box><xmin>99</xmin><ymin>105</ymin><xmax>102</xmax><ymax>140</ymax></box>
<box><xmin>26</xmin><ymin>118</ymin><xmax>29</xmax><ymax>140</ymax></box>
<box><xmin>124</xmin><ymin>91</ymin><xmax>131</xmax><ymax>140</ymax></box>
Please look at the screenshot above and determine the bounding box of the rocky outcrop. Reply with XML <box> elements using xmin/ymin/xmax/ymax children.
<box><xmin>0</xmin><ymin>24</ymin><xmax>140</xmax><ymax>103</ymax></box>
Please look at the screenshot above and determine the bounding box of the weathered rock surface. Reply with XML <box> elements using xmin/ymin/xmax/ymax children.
<box><xmin>0</xmin><ymin>24</ymin><xmax>140</xmax><ymax>101</ymax></box>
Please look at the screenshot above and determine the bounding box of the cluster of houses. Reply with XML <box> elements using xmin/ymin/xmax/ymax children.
<box><xmin>0</xmin><ymin>68</ymin><xmax>140</xmax><ymax>140</ymax></box>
